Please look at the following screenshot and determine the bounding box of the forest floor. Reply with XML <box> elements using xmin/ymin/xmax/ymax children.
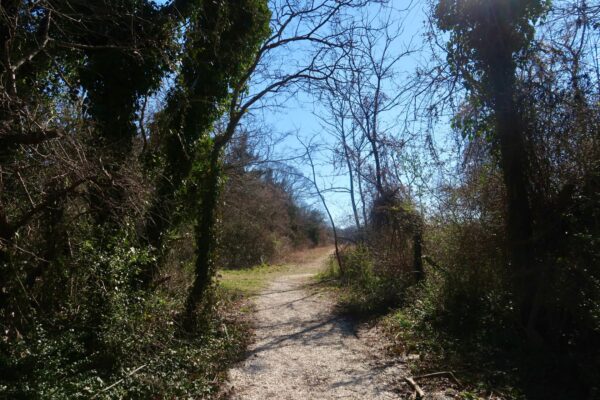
<box><xmin>223</xmin><ymin>247</ymin><xmax>411</xmax><ymax>399</ymax></box>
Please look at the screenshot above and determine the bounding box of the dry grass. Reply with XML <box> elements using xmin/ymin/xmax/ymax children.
<box><xmin>218</xmin><ymin>246</ymin><xmax>334</xmax><ymax>295</ymax></box>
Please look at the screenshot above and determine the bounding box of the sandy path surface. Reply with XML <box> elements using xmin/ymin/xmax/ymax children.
<box><xmin>227</xmin><ymin>249</ymin><xmax>405</xmax><ymax>399</ymax></box>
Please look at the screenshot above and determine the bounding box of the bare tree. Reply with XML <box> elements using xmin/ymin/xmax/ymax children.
<box><xmin>344</xmin><ymin>13</ymin><xmax>416</xmax><ymax>197</ymax></box>
<box><xmin>299</xmin><ymin>137</ymin><xmax>344</xmax><ymax>273</ymax></box>
<box><xmin>316</xmin><ymin>84</ymin><xmax>363</xmax><ymax>232</ymax></box>
<box><xmin>312</xmin><ymin>5</ymin><xmax>418</xmax><ymax>235</ymax></box>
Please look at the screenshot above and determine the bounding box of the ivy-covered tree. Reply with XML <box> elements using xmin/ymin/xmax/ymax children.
<box><xmin>140</xmin><ymin>0</ymin><xmax>271</xmax><ymax>298</ymax></box>
<box><xmin>435</xmin><ymin>0</ymin><xmax>547</xmax><ymax>331</ymax></box>
<box><xmin>0</xmin><ymin>0</ymin><xmax>272</xmax><ymax>394</ymax></box>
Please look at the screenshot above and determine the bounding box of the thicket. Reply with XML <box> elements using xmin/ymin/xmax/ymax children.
<box><xmin>0</xmin><ymin>0</ymin><xmax>273</xmax><ymax>397</ymax></box>
<box><xmin>0</xmin><ymin>0</ymin><xmax>346</xmax><ymax>395</ymax></box>
<box><xmin>320</xmin><ymin>1</ymin><xmax>600</xmax><ymax>398</ymax></box>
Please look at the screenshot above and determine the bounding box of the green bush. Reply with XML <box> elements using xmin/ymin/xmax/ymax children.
<box><xmin>324</xmin><ymin>245</ymin><xmax>410</xmax><ymax>316</ymax></box>
<box><xmin>0</xmin><ymin>229</ymin><xmax>248</xmax><ymax>399</ymax></box>
<box><xmin>420</xmin><ymin>221</ymin><xmax>513</xmax><ymax>337</ymax></box>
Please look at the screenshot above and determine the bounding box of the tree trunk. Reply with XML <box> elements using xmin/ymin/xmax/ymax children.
<box><xmin>182</xmin><ymin>111</ymin><xmax>240</xmax><ymax>328</ymax></box>
<box><xmin>341</xmin><ymin>131</ymin><xmax>361</xmax><ymax>232</ymax></box>
<box><xmin>138</xmin><ymin>177</ymin><xmax>180</xmax><ymax>288</ymax></box>
<box><xmin>324</xmin><ymin>203</ymin><xmax>343</xmax><ymax>276</ymax></box>
<box><xmin>413</xmin><ymin>230</ymin><xmax>423</xmax><ymax>282</ymax></box>
<box><xmin>491</xmin><ymin>65</ymin><xmax>537</xmax><ymax>329</ymax></box>
<box><xmin>370</xmin><ymin>80</ymin><xmax>384</xmax><ymax>195</ymax></box>
<box><xmin>369</xmin><ymin>133</ymin><xmax>384</xmax><ymax>195</ymax></box>
<box><xmin>356</xmin><ymin>160</ymin><xmax>369</xmax><ymax>229</ymax></box>
<box><xmin>305</xmin><ymin>147</ymin><xmax>344</xmax><ymax>274</ymax></box>
<box><xmin>183</xmin><ymin>148</ymin><xmax>221</xmax><ymax>327</ymax></box>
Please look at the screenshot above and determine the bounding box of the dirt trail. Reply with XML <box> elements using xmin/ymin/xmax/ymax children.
<box><xmin>227</xmin><ymin>248</ymin><xmax>405</xmax><ymax>399</ymax></box>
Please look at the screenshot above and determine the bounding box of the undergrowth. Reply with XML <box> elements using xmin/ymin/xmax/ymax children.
<box><xmin>0</xmin><ymin>232</ymin><xmax>251</xmax><ymax>399</ymax></box>
<box><xmin>318</xmin><ymin>244</ymin><xmax>408</xmax><ymax>317</ymax></box>
<box><xmin>0</xmin><ymin>288</ymin><xmax>249</xmax><ymax>399</ymax></box>
<box><xmin>320</xmin><ymin>242</ymin><xmax>599</xmax><ymax>400</ymax></box>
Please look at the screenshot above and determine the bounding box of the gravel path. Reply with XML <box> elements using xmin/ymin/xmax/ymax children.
<box><xmin>227</xmin><ymin>250</ymin><xmax>405</xmax><ymax>399</ymax></box>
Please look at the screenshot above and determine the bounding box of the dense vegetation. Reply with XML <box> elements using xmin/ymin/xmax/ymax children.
<box><xmin>0</xmin><ymin>0</ymin><xmax>328</xmax><ymax>397</ymax></box>
<box><xmin>1</xmin><ymin>0</ymin><xmax>599</xmax><ymax>399</ymax></box>
<box><xmin>319</xmin><ymin>1</ymin><xmax>600</xmax><ymax>399</ymax></box>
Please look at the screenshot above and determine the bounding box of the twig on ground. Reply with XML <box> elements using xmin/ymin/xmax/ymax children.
<box><xmin>92</xmin><ymin>364</ymin><xmax>147</xmax><ymax>397</ymax></box>
<box><xmin>414</xmin><ymin>371</ymin><xmax>461</xmax><ymax>386</ymax></box>
<box><xmin>405</xmin><ymin>376</ymin><xmax>426</xmax><ymax>399</ymax></box>
<box><xmin>223</xmin><ymin>323</ymin><xmax>230</xmax><ymax>340</ymax></box>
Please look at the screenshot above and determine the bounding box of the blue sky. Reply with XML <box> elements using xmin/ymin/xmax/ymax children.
<box><xmin>252</xmin><ymin>2</ymin><xmax>437</xmax><ymax>226</ymax></box>
<box><xmin>152</xmin><ymin>0</ymin><xmax>449</xmax><ymax>226</ymax></box>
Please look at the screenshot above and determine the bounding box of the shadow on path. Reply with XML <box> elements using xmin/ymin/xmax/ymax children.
<box><xmin>227</xmin><ymin>250</ymin><xmax>405</xmax><ymax>400</ymax></box>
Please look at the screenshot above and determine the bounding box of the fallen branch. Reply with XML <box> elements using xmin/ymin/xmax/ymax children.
<box><xmin>404</xmin><ymin>376</ymin><xmax>425</xmax><ymax>399</ymax></box>
<box><xmin>93</xmin><ymin>364</ymin><xmax>147</xmax><ymax>397</ymax></box>
<box><xmin>415</xmin><ymin>371</ymin><xmax>461</xmax><ymax>386</ymax></box>
<box><xmin>422</xmin><ymin>255</ymin><xmax>448</xmax><ymax>273</ymax></box>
